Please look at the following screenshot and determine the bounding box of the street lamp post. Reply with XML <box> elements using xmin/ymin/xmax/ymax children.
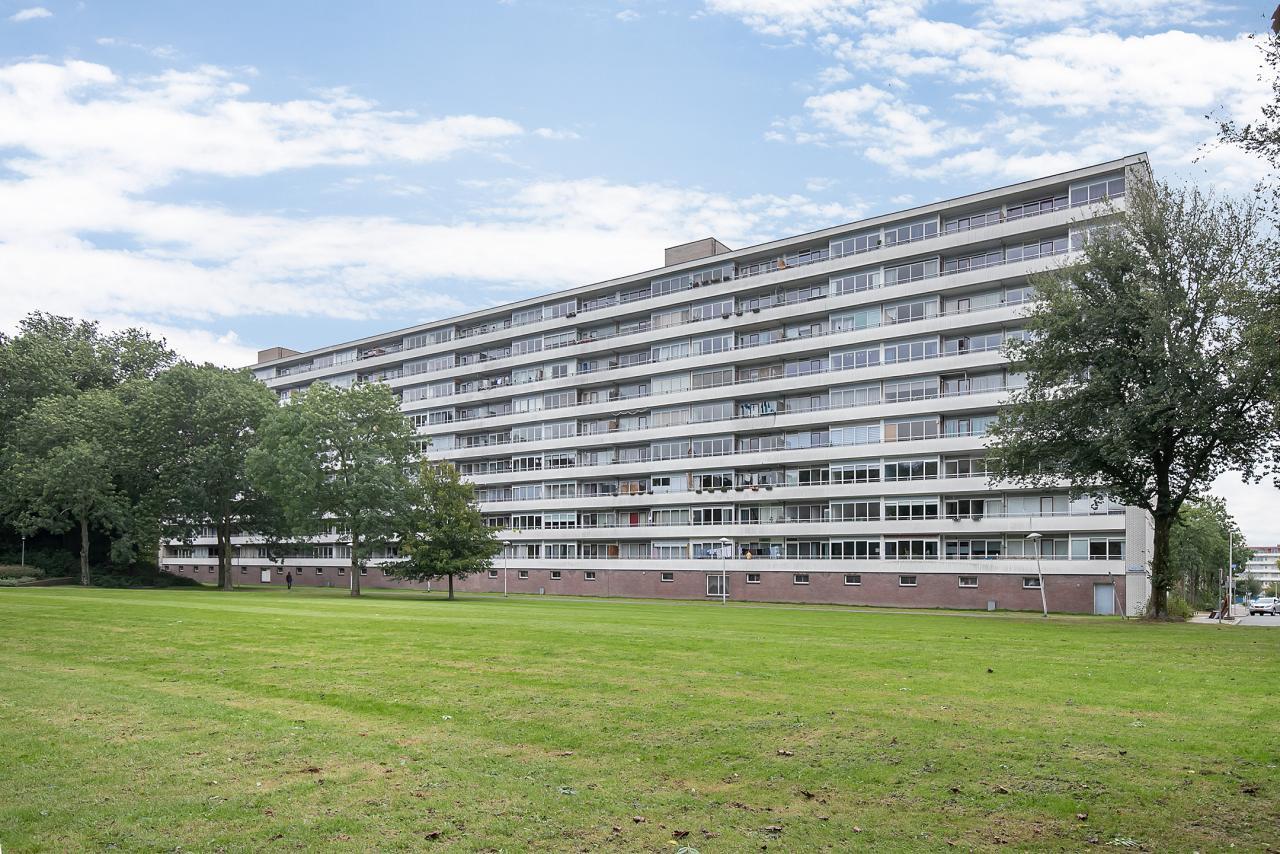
<box><xmin>1025</xmin><ymin>532</ymin><xmax>1048</xmax><ymax>617</ymax></box>
<box><xmin>20</xmin><ymin>535</ymin><xmax>25</xmax><ymax>569</ymax></box>
<box><xmin>718</xmin><ymin>537</ymin><xmax>731</xmax><ymax>605</ymax></box>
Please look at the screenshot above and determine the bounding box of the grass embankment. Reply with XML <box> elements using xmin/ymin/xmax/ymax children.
<box><xmin>0</xmin><ymin>587</ymin><xmax>1275</xmax><ymax>851</ymax></box>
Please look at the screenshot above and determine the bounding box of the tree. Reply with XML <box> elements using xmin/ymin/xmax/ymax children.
<box><xmin>987</xmin><ymin>178</ymin><xmax>1280</xmax><ymax>618</ymax></box>
<box><xmin>386</xmin><ymin>461</ymin><xmax>502</xmax><ymax>600</ymax></box>
<box><xmin>1</xmin><ymin>389</ymin><xmax>131</xmax><ymax>585</ymax></box>
<box><xmin>1169</xmin><ymin>497</ymin><xmax>1250</xmax><ymax>607</ymax></box>
<box><xmin>1215</xmin><ymin>27</ymin><xmax>1280</xmax><ymax>215</ymax></box>
<box><xmin>247</xmin><ymin>382</ymin><xmax>420</xmax><ymax>596</ymax></box>
<box><xmin>0</xmin><ymin>312</ymin><xmax>174</xmax><ymax>436</ymax></box>
<box><xmin>139</xmin><ymin>364</ymin><xmax>280</xmax><ymax>590</ymax></box>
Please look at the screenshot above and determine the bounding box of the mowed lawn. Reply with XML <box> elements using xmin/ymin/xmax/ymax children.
<box><xmin>0</xmin><ymin>589</ymin><xmax>1277</xmax><ymax>852</ymax></box>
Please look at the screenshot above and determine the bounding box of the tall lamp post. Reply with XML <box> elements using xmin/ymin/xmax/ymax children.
<box><xmin>718</xmin><ymin>537</ymin><xmax>732</xmax><ymax>605</ymax></box>
<box><xmin>1025</xmin><ymin>532</ymin><xmax>1048</xmax><ymax>617</ymax></box>
<box><xmin>20</xmin><ymin>534</ymin><xmax>25</xmax><ymax>569</ymax></box>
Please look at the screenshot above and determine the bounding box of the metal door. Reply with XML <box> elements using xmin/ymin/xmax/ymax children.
<box><xmin>260</xmin><ymin>569</ymin><xmax>271</xmax><ymax>583</ymax></box>
<box><xmin>1093</xmin><ymin>583</ymin><xmax>1115</xmax><ymax>615</ymax></box>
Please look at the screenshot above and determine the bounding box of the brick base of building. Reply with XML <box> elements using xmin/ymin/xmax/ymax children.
<box><xmin>170</xmin><ymin>565</ymin><xmax>1123</xmax><ymax>614</ymax></box>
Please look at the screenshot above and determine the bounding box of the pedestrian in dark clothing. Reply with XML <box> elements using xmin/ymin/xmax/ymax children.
<box><xmin>286</xmin><ymin>571</ymin><xmax>293</xmax><ymax>591</ymax></box>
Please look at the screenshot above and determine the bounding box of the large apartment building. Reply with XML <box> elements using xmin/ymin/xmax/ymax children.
<box><xmin>1244</xmin><ymin>545</ymin><xmax>1280</xmax><ymax>594</ymax></box>
<box><xmin>162</xmin><ymin>155</ymin><xmax>1155</xmax><ymax>614</ymax></box>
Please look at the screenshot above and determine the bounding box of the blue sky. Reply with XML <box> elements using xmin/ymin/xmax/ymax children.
<box><xmin>1</xmin><ymin>0</ymin><xmax>1276</xmax><ymax>540</ymax></box>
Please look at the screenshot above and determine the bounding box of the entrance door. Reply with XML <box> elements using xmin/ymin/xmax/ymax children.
<box><xmin>1093</xmin><ymin>583</ymin><xmax>1115</xmax><ymax>615</ymax></box>
<box><xmin>260</xmin><ymin>569</ymin><xmax>271</xmax><ymax>583</ymax></box>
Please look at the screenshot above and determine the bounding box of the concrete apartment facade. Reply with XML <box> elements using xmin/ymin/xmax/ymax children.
<box><xmin>1244</xmin><ymin>545</ymin><xmax>1280</xmax><ymax>593</ymax></box>
<box><xmin>161</xmin><ymin>155</ymin><xmax>1155</xmax><ymax>615</ymax></box>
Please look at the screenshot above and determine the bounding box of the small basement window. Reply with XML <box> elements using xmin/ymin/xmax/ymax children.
<box><xmin>518</xmin><ymin>570</ymin><xmax>529</xmax><ymax>579</ymax></box>
<box><xmin>844</xmin><ymin>574</ymin><xmax>861</xmax><ymax>586</ymax></box>
<box><xmin>660</xmin><ymin>571</ymin><xmax>675</xmax><ymax>582</ymax></box>
<box><xmin>793</xmin><ymin>574</ymin><xmax>810</xmax><ymax>585</ymax></box>
<box><xmin>585</xmin><ymin>571</ymin><xmax>597</xmax><ymax>581</ymax></box>
<box><xmin>1023</xmin><ymin>576</ymin><xmax>1042</xmax><ymax>589</ymax></box>
<box><xmin>550</xmin><ymin>570</ymin><xmax>562</xmax><ymax>580</ymax></box>
<box><xmin>899</xmin><ymin>575</ymin><xmax>917</xmax><ymax>587</ymax></box>
<box><xmin>746</xmin><ymin>573</ymin><xmax>761</xmax><ymax>584</ymax></box>
<box><xmin>487</xmin><ymin>569</ymin><xmax>498</xmax><ymax>578</ymax></box>
<box><xmin>958</xmin><ymin>576</ymin><xmax>978</xmax><ymax>588</ymax></box>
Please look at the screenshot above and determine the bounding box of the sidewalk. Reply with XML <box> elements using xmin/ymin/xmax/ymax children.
<box><xmin>1189</xmin><ymin>604</ymin><xmax>1244</xmax><ymax>624</ymax></box>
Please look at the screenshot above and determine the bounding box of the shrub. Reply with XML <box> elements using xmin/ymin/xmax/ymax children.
<box><xmin>0</xmin><ymin>564</ymin><xmax>45</xmax><ymax>580</ymax></box>
<box><xmin>0</xmin><ymin>576</ymin><xmax>40</xmax><ymax>586</ymax></box>
<box><xmin>90</xmin><ymin>564</ymin><xmax>202</xmax><ymax>589</ymax></box>
<box><xmin>1146</xmin><ymin>592</ymin><xmax>1194</xmax><ymax>620</ymax></box>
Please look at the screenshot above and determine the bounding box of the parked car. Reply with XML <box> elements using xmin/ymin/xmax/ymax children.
<box><xmin>1248</xmin><ymin>596</ymin><xmax>1279</xmax><ymax>616</ymax></box>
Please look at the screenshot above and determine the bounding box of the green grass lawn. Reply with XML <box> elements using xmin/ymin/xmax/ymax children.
<box><xmin>0</xmin><ymin>588</ymin><xmax>1276</xmax><ymax>852</ymax></box>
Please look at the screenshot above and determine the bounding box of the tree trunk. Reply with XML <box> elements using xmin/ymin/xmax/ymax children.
<box><xmin>220</xmin><ymin>520</ymin><xmax>234</xmax><ymax>591</ymax></box>
<box><xmin>79</xmin><ymin>515</ymin><xmax>91</xmax><ymax>587</ymax></box>
<box><xmin>350</xmin><ymin>538</ymin><xmax>361</xmax><ymax>597</ymax></box>
<box><xmin>1150</xmin><ymin>513</ymin><xmax>1174</xmax><ymax>618</ymax></box>
<box><xmin>448</xmin><ymin>573</ymin><xmax>454</xmax><ymax>600</ymax></box>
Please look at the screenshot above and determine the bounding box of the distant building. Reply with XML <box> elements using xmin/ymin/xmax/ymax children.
<box><xmin>162</xmin><ymin>155</ymin><xmax>1155</xmax><ymax>614</ymax></box>
<box><xmin>1244</xmin><ymin>544</ymin><xmax>1280</xmax><ymax>593</ymax></box>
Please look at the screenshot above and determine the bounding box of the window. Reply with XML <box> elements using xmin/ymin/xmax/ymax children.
<box><xmin>660</xmin><ymin>572</ymin><xmax>675</xmax><ymax>582</ymax></box>
<box><xmin>885</xmin><ymin>540</ymin><xmax>940</xmax><ymax>560</ymax></box>
<box><xmin>831</xmin><ymin>269</ymin><xmax>881</xmax><ymax>294</ymax></box>
<box><xmin>487</xmin><ymin>569</ymin><xmax>498</xmax><ymax>578</ymax></box>
<box><xmin>1023</xmin><ymin>576</ymin><xmax>1042</xmax><ymax>589</ymax></box>
<box><xmin>1069</xmin><ymin>175</ymin><xmax>1125</xmax><ymax>206</ymax></box>
<box><xmin>239</xmin><ymin>567</ymin><xmax>246</xmax><ymax>575</ymax></box>
<box><xmin>707</xmin><ymin>574</ymin><xmax>727</xmax><ymax>597</ymax></box>
<box><xmin>844</xmin><ymin>574</ymin><xmax>862</xmax><ymax>586</ymax></box>
<box><xmin>883</xmin><ymin>219</ymin><xmax>939</xmax><ymax>246</ymax></box>
<box><xmin>793</xmin><ymin>574</ymin><xmax>810</xmax><ymax>585</ymax></box>
<box><xmin>832</xmin><ymin>540</ymin><xmax>881</xmax><ymax>560</ymax></box>
<box><xmin>585</xmin><ymin>571</ymin><xmax>597</xmax><ymax>581</ymax></box>
<box><xmin>747</xmin><ymin>573</ymin><xmax>761</xmax><ymax>584</ymax></box>
<box><xmin>830</xmin><ymin>231</ymin><xmax>880</xmax><ymax>256</ymax></box>
<box><xmin>550</xmin><ymin>570</ymin><xmax>562</xmax><ymax>580</ymax></box>
<box><xmin>958</xmin><ymin>576</ymin><xmax>978</xmax><ymax>588</ymax></box>
<box><xmin>315</xmin><ymin>568</ymin><xmax>323</xmax><ymax>575</ymax></box>
<box><xmin>518</xmin><ymin>570</ymin><xmax>529</xmax><ymax>579</ymax></box>
<box><xmin>899</xmin><ymin>575</ymin><xmax>918</xmax><ymax>587</ymax></box>
<box><xmin>883</xmin><ymin>259</ymin><xmax>938</xmax><ymax>285</ymax></box>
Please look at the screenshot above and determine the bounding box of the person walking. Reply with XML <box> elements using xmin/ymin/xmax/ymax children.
<box><xmin>285</xmin><ymin>571</ymin><xmax>293</xmax><ymax>591</ymax></box>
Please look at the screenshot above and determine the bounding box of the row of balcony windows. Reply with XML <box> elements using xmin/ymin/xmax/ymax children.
<box><xmin>450</xmin><ymin>416</ymin><xmax>998</xmax><ymax>479</ymax></box>
<box><xmin>267</xmin><ymin>209</ymin><xmax>1081</xmax><ymax>383</ymax></box>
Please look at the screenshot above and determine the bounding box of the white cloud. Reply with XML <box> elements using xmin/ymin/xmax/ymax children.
<box><xmin>704</xmin><ymin>0</ymin><xmax>900</xmax><ymax>38</ymax></box>
<box><xmin>9</xmin><ymin>6</ymin><xmax>52</xmax><ymax>21</ymax></box>
<box><xmin>533</xmin><ymin>127</ymin><xmax>581</xmax><ymax>140</ymax></box>
<box><xmin>0</xmin><ymin>61</ymin><xmax>524</xmax><ymax>194</ymax></box>
<box><xmin>712</xmin><ymin>0</ymin><xmax>1271</xmax><ymax>188</ymax></box>
<box><xmin>0</xmin><ymin>58</ymin><xmax>865</xmax><ymax>363</ymax></box>
<box><xmin>616</xmin><ymin>9</ymin><xmax>640</xmax><ymax>22</ymax></box>
<box><xmin>801</xmin><ymin>84</ymin><xmax>978</xmax><ymax>170</ymax></box>
<box><xmin>1210</xmin><ymin>472</ymin><xmax>1280</xmax><ymax>546</ymax></box>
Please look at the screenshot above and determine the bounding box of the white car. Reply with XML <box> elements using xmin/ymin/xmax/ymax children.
<box><xmin>1248</xmin><ymin>597</ymin><xmax>1279</xmax><ymax>616</ymax></box>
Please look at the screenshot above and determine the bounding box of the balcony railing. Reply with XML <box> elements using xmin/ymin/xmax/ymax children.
<box><xmin>488</xmin><ymin>508</ymin><xmax>1124</xmax><ymax>532</ymax></box>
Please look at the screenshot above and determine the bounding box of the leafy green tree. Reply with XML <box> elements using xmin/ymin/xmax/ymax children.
<box><xmin>386</xmin><ymin>461</ymin><xmax>502</xmax><ymax>600</ymax></box>
<box><xmin>139</xmin><ymin>364</ymin><xmax>280</xmax><ymax>590</ymax></box>
<box><xmin>987</xmin><ymin>179</ymin><xmax>1280</xmax><ymax>618</ymax></box>
<box><xmin>247</xmin><ymin>382</ymin><xmax>420</xmax><ymax>596</ymax></box>
<box><xmin>0</xmin><ymin>312</ymin><xmax>174</xmax><ymax>436</ymax></box>
<box><xmin>2</xmin><ymin>389</ymin><xmax>132</xmax><ymax>585</ymax></box>
<box><xmin>1216</xmin><ymin>28</ymin><xmax>1280</xmax><ymax>214</ymax></box>
<box><xmin>1169</xmin><ymin>497</ymin><xmax>1250</xmax><ymax>607</ymax></box>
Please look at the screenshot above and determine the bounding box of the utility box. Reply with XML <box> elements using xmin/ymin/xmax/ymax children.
<box><xmin>987</xmin><ymin>600</ymin><xmax>997</xmax><ymax>611</ymax></box>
